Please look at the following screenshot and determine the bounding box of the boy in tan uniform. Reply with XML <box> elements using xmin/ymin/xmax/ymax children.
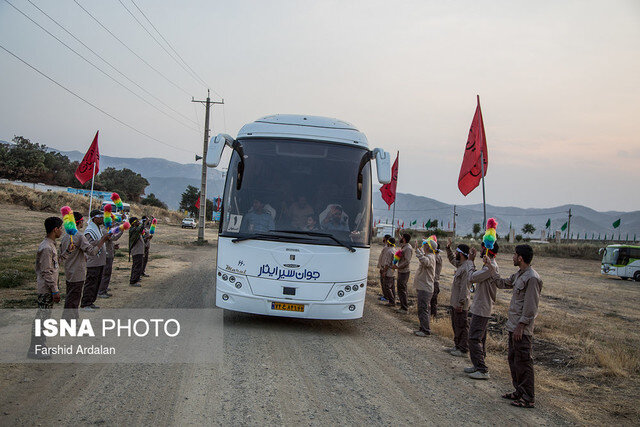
<box><xmin>413</xmin><ymin>238</ymin><xmax>437</xmax><ymax>336</ymax></box>
<box><xmin>430</xmin><ymin>245</ymin><xmax>442</xmax><ymax>318</ymax></box>
<box><xmin>376</xmin><ymin>234</ymin><xmax>391</xmax><ymax>301</ymax></box>
<box><xmin>28</xmin><ymin>217</ymin><xmax>63</xmax><ymax>359</ymax></box>
<box><xmin>446</xmin><ymin>239</ymin><xmax>473</xmax><ymax>357</ymax></box>
<box><xmin>60</xmin><ymin>211</ymin><xmax>109</xmax><ymax>318</ymax></box>
<box><xmin>81</xmin><ymin>210</ymin><xmax>110</xmax><ymax>310</ymax></box>
<box><xmin>487</xmin><ymin>244</ymin><xmax>543</xmax><ymax>408</ymax></box>
<box><xmin>391</xmin><ymin>233</ymin><xmax>413</xmax><ymax>312</ymax></box>
<box><xmin>129</xmin><ymin>217</ymin><xmax>145</xmax><ymax>287</ymax></box>
<box><xmin>465</xmin><ymin>243</ymin><xmax>500</xmax><ymax>379</ymax></box>
<box><xmin>379</xmin><ymin>237</ymin><xmax>396</xmax><ymax>306</ymax></box>
<box><xmin>98</xmin><ymin>224</ymin><xmax>123</xmax><ymax>298</ymax></box>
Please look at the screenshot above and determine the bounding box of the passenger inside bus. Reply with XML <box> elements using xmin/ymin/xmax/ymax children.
<box><xmin>319</xmin><ymin>204</ymin><xmax>350</xmax><ymax>232</ymax></box>
<box><xmin>241</xmin><ymin>198</ymin><xmax>275</xmax><ymax>232</ymax></box>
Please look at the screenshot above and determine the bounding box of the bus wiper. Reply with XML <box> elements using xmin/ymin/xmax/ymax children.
<box><xmin>271</xmin><ymin>230</ymin><xmax>356</xmax><ymax>253</ymax></box>
<box><xmin>231</xmin><ymin>233</ymin><xmax>311</xmax><ymax>243</ymax></box>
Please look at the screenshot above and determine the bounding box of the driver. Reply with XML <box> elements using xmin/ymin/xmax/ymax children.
<box><xmin>242</xmin><ymin>198</ymin><xmax>275</xmax><ymax>232</ymax></box>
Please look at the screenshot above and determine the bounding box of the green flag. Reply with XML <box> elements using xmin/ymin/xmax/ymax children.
<box><xmin>411</xmin><ymin>220</ymin><xmax>417</xmax><ymax>226</ymax></box>
<box><xmin>545</xmin><ymin>219</ymin><xmax>551</xmax><ymax>228</ymax></box>
<box><xmin>561</xmin><ymin>222</ymin><xmax>568</xmax><ymax>231</ymax></box>
<box><xmin>612</xmin><ymin>218</ymin><xmax>621</xmax><ymax>228</ymax></box>
<box><xmin>426</xmin><ymin>219</ymin><xmax>432</xmax><ymax>228</ymax></box>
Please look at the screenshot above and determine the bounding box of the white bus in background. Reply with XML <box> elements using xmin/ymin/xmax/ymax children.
<box><xmin>600</xmin><ymin>244</ymin><xmax>640</xmax><ymax>282</ymax></box>
<box><xmin>205</xmin><ymin>115</ymin><xmax>391</xmax><ymax>319</ymax></box>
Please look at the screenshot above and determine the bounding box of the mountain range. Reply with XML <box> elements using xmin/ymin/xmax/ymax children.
<box><xmin>55</xmin><ymin>149</ymin><xmax>640</xmax><ymax>237</ymax></box>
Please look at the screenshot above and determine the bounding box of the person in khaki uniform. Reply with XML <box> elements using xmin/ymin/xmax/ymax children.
<box><xmin>391</xmin><ymin>233</ymin><xmax>413</xmax><ymax>312</ymax></box>
<box><xmin>413</xmin><ymin>238</ymin><xmax>438</xmax><ymax>337</ymax></box>
<box><xmin>97</xmin><ymin>223</ymin><xmax>122</xmax><ymax>298</ymax></box>
<box><xmin>446</xmin><ymin>239</ymin><xmax>473</xmax><ymax>357</ymax></box>
<box><xmin>379</xmin><ymin>237</ymin><xmax>396</xmax><ymax>306</ymax></box>
<box><xmin>376</xmin><ymin>234</ymin><xmax>391</xmax><ymax>301</ymax></box>
<box><xmin>487</xmin><ymin>244</ymin><xmax>542</xmax><ymax>409</ymax></box>
<box><xmin>129</xmin><ymin>217</ymin><xmax>145</xmax><ymax>286</ymax></box>
<box><xmin>464</xmin><ymin>243</ymin><xmax>500</xmax><ymax>380</ymax></box>
<box><xmin>60</xmin><ymin>211</ymin><xmax>108</xmax><ymax>318</ymax></box>
<box><xmin>81</xmin><ymin>210</ymin><xmax>110</xmax><ymax>310</ymax></box>
<box><xmin>28</xmin><ymin>217</ymin><xmax>63</xmax><ymax>359</ymax></box>
<box><xmin>430</xmin><ymin>245</ymin><xmax>443</xmax><ymax>318</ymax></box>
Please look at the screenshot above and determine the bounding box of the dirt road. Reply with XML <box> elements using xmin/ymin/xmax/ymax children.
<box><xmin>0</xmin><ymin>240</ymin><xmax>571</xmax><ymax>426</ymax></box>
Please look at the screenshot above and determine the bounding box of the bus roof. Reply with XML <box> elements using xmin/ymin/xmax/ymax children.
<box><xmin>605</xmin><ymin>244</ymin><xmax>640</xmax><ymax>249</ymax></box>
<box><xmin>237</xmin><ymin>114</ymin><xmax>370</xmax><ymax>148</ymax></box>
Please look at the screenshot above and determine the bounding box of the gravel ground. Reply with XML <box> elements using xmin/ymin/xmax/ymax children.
<box><xmin>0</xmin><ymin>239</ymin><xmax>573</xmax><ymax>426</ymax></box>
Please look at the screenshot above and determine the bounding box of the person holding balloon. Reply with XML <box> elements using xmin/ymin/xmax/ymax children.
<box><xmin>464</xmin><ymin>218</ymin><xmax>500</xmax><ymax>380</ymax></box>
<box><xmin>59</xmin><ymin>208</ymin><xmax>109</xmax><ymax>318</ymax></box>
<box><xmin>80</xmin><ymin>210</ymin><xmax>112</xmax><ymax>310</ymax></box>
<box><xmin>413</xmin><ymin>236</ymin><xmax>439</xmax><ymax>337</ymax></box>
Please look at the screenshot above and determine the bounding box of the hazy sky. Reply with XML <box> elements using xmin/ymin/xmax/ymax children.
<box><xmin>1</xmin><ymin>0</ymin><xmax>639</xmax><ymax>211</ymax></box>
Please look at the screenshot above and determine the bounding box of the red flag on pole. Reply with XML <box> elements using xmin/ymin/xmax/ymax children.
<box><xmin>195</xmin><ymin>196</ymin><xmax>201</xmax><ymax>209</ymax></box>
<box><xmin>458</xmin><ymin>96</ymin><xmax>488</xmax><ymax>196</ymax></box>
<box><xmin>380</xmin><ymin>152</ymin><xmax>398</xmax><ymax>208</ymax></box>
<box><xmin>74</xmin><ymin>131</ymin><xmax>100</xmax><ymax>184</ymax></box>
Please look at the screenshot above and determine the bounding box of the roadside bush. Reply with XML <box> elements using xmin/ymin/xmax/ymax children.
<box><xmin>516</xmin><ymin>234</ymin><xmax>523</xmax><ymax>241</ymax></box>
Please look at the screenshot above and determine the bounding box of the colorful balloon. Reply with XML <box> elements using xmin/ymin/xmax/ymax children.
<box><xmin>60</xmin><ymin>206</ymin><xmax>77</xmax><ymax>237</ymax></box>
<box><xmin>109</xmin><ymin>221</ymin><xmax>130</xmax><ymax>235</ymax></box>
<box><xmin>393</xmin><ymin>249</ymin><xmax>403</xmax><ymax>265</ymax></box>
<box><xmin>103</xmin><ymin>204</ymin><xmax>113</xmax><ymax>228</ymax></box>
<box><xmin>110</xmin><ymin>192</ymin><xmax>123</xmax><ymax>211</ymax></box>
<box><xmin>150</xmin><ymin>218</ymin><xmax>157</xmax><ymax>235</ymax></box>
<box><xmin>483</xmin><ymin>218</ymin><xmax>498</xmax><ymax>250</ymax></box>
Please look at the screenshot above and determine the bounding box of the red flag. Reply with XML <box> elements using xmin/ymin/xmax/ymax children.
<box><xmin>458</xmin><ymin>96</ymin><xmax>488</xmax><ymax>196</ymax></box>
<box><xmin>195</xmin><ymin>196</ymin><xmax>201</xmax><ymax>209</ymax></box>
<box><xmin>380</xmin><ymin>152</ymin><xmax>398</xmax><ymax>208</ymax></box>
<box><xmin>74</xmin><ymin>131</ymin><xmax>100</xmax><ymax>184</ymax></box>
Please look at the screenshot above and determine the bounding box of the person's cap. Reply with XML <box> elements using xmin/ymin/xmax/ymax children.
<box><xmin>73</xmin><ymin>211</ymin><xmax>84</xmax><ymax>222</ymax></box>
<box><xmin>90</xmin><ymin>209</ymin><xmax>102</xmax><ymax>218</ymax></box>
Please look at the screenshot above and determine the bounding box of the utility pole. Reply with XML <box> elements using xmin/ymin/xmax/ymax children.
<box><xmin>453</xmin><ymin>205</ymin><xmax>458</xmax><ymax>237</ymax></box>
<box><xmin>567</xmin><ymin>208</ymin><xmax>572</xmax><ymax>241</ymax></box>
<box><xmin>192</xmin><ymin>90</ymin><xmax>224</xmax><ymax>242</ymax></box>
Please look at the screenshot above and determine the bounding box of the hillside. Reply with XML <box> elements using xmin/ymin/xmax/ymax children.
<box><xmin>59</xmin><ymin>150</ymin><xmax>225</xmax><ymax>210</ymax></box>
<box><xmin>47</xmin><ymin>149</ymin><xmax>640</xmax><ymax>236</ymax></box>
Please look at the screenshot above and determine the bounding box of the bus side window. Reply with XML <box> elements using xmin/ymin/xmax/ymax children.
<box><xmin>619</xmin><ymin>249</ymin><xmax>630</xmax><ymax>266</ymax></box>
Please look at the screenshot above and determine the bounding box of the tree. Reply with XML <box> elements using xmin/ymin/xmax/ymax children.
<box><xmin>179</xmin><ymin>185</ymin><xmax>214</xmax><ymax>217</ymax></box>
<box><xmin>180</xmin><ymin>185</ymin><xmax>199</xmax><ymax>216</ymax></box>
<box><xmin>430</xmin><ymin>219</ymin><xmax>438</xmax><ymax>228</ymax></box>
<box><xmin>95</xmin><ymin>167</ymin><xmax>149</xmax><ymax>202</ymax></box>
<box><xmin>472</xmin><ymin>223</ymin><xmax>481</xmax><ymax>237</ymax></box>
<box><xmin>141</xmin><ymin>193</ymin><xmax>168</xmax><ymax>210</ymax></box>
<box><xmin>522</xmin><ymin>223</ymin><xmax>536</xmax><ymax>236</ymax></box>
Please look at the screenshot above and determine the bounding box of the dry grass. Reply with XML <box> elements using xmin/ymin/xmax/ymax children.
<box><xmin>367</xmin><ymin>242</ymin><xmax>640</xmax><ymax>424</ymax></box>
<box><xmin>0</xmin><ymin>182</ymin><xmax>184</xmax><ymax>225</ymax></box>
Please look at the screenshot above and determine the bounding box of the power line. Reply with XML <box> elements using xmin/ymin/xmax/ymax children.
<box><xmin>0</xmin><ymin>42</ymin><xmax>193</xmax><ymax>153</ymax></box>
<box><xmin>117</xmin><ymin>0</ymin><xmax>206</xmax><ymax>92</ymax></box>
<box><xmin>129</xmin><ymin>0</ymin><xmax>220</xmax><ymax>98</ymax></box>
<box><xmin>72</xmin><ymin>0</ymin><xmax>195</xmax><ymax>98</ymax></box>
<box><xmin>25</xmin><ymin>0</ymin><xmax>201</xmax><ymax>128</ymax></box>
<box><xmin>5</xmin><ymin>0</ymin><xmax>200</xmax><ymax>134</ymax></box>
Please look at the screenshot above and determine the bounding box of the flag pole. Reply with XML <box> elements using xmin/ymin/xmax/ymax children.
<box><xmin>481</xmin><ymin>151</ymin><xmax>486</xmax><ymax>226</ymax></box>
<box><xmin>88</xmin><ymin>162</ymin><xmax>96</xmax><ymax>217</ymax></box>
<box><xmin>391</xmin><ymin>200</ymin><xmax>397</xmax><ymax>237</ymax></box>
<box><xmin>478</xmin><ymin>95</ymin><xmax>487</xmax><ymax>227</ymax></box>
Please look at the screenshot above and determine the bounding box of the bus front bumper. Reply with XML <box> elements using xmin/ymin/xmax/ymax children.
<box><xmin>215</xmin><ymin>288</ymin><xmax>365</xmax><ymax>320</ymax></box>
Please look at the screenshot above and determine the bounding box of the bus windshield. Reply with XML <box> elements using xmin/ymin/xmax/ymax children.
<box><xmin>221</xmin><ymin>138</ymin><xmax>372</xmax><ymax>247</ymax></box>
<box><xmin>602</xmin><ymin>248</ymin><xmax>619</xmax><ymax>265</ymax></box>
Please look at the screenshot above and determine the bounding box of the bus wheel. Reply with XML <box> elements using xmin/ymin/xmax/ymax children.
<box><xmin>634</xmin><ymin>271</ymin><xmax>640</xmax><ymax>282</ymax></box>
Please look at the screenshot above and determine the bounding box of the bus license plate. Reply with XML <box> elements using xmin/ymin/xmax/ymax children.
<box><xmin>271</xmin><ymin>302</ymin><xmax>304</xmax><ymax>312</ymax></box>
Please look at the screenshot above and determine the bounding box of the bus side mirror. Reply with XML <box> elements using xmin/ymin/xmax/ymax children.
<box><xmin>205</xmin><ymin>134</ymin><xmax>235</xmax><ymax>168</ymax></box>
<box><xmin>373</xmin><ymin>148</ymin><xmax>391</xmax><ymax>184</ymax></box>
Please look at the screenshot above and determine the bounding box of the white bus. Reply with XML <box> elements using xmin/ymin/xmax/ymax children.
<box><xmin>205</xmin><ymin>115</ymin><xmax>391</xmax><ymax>319</ymax></box>
<box><xmin>600</xmin><ymin>244</ymin><xmax>640</xmax><ymax>282</ymax></box>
